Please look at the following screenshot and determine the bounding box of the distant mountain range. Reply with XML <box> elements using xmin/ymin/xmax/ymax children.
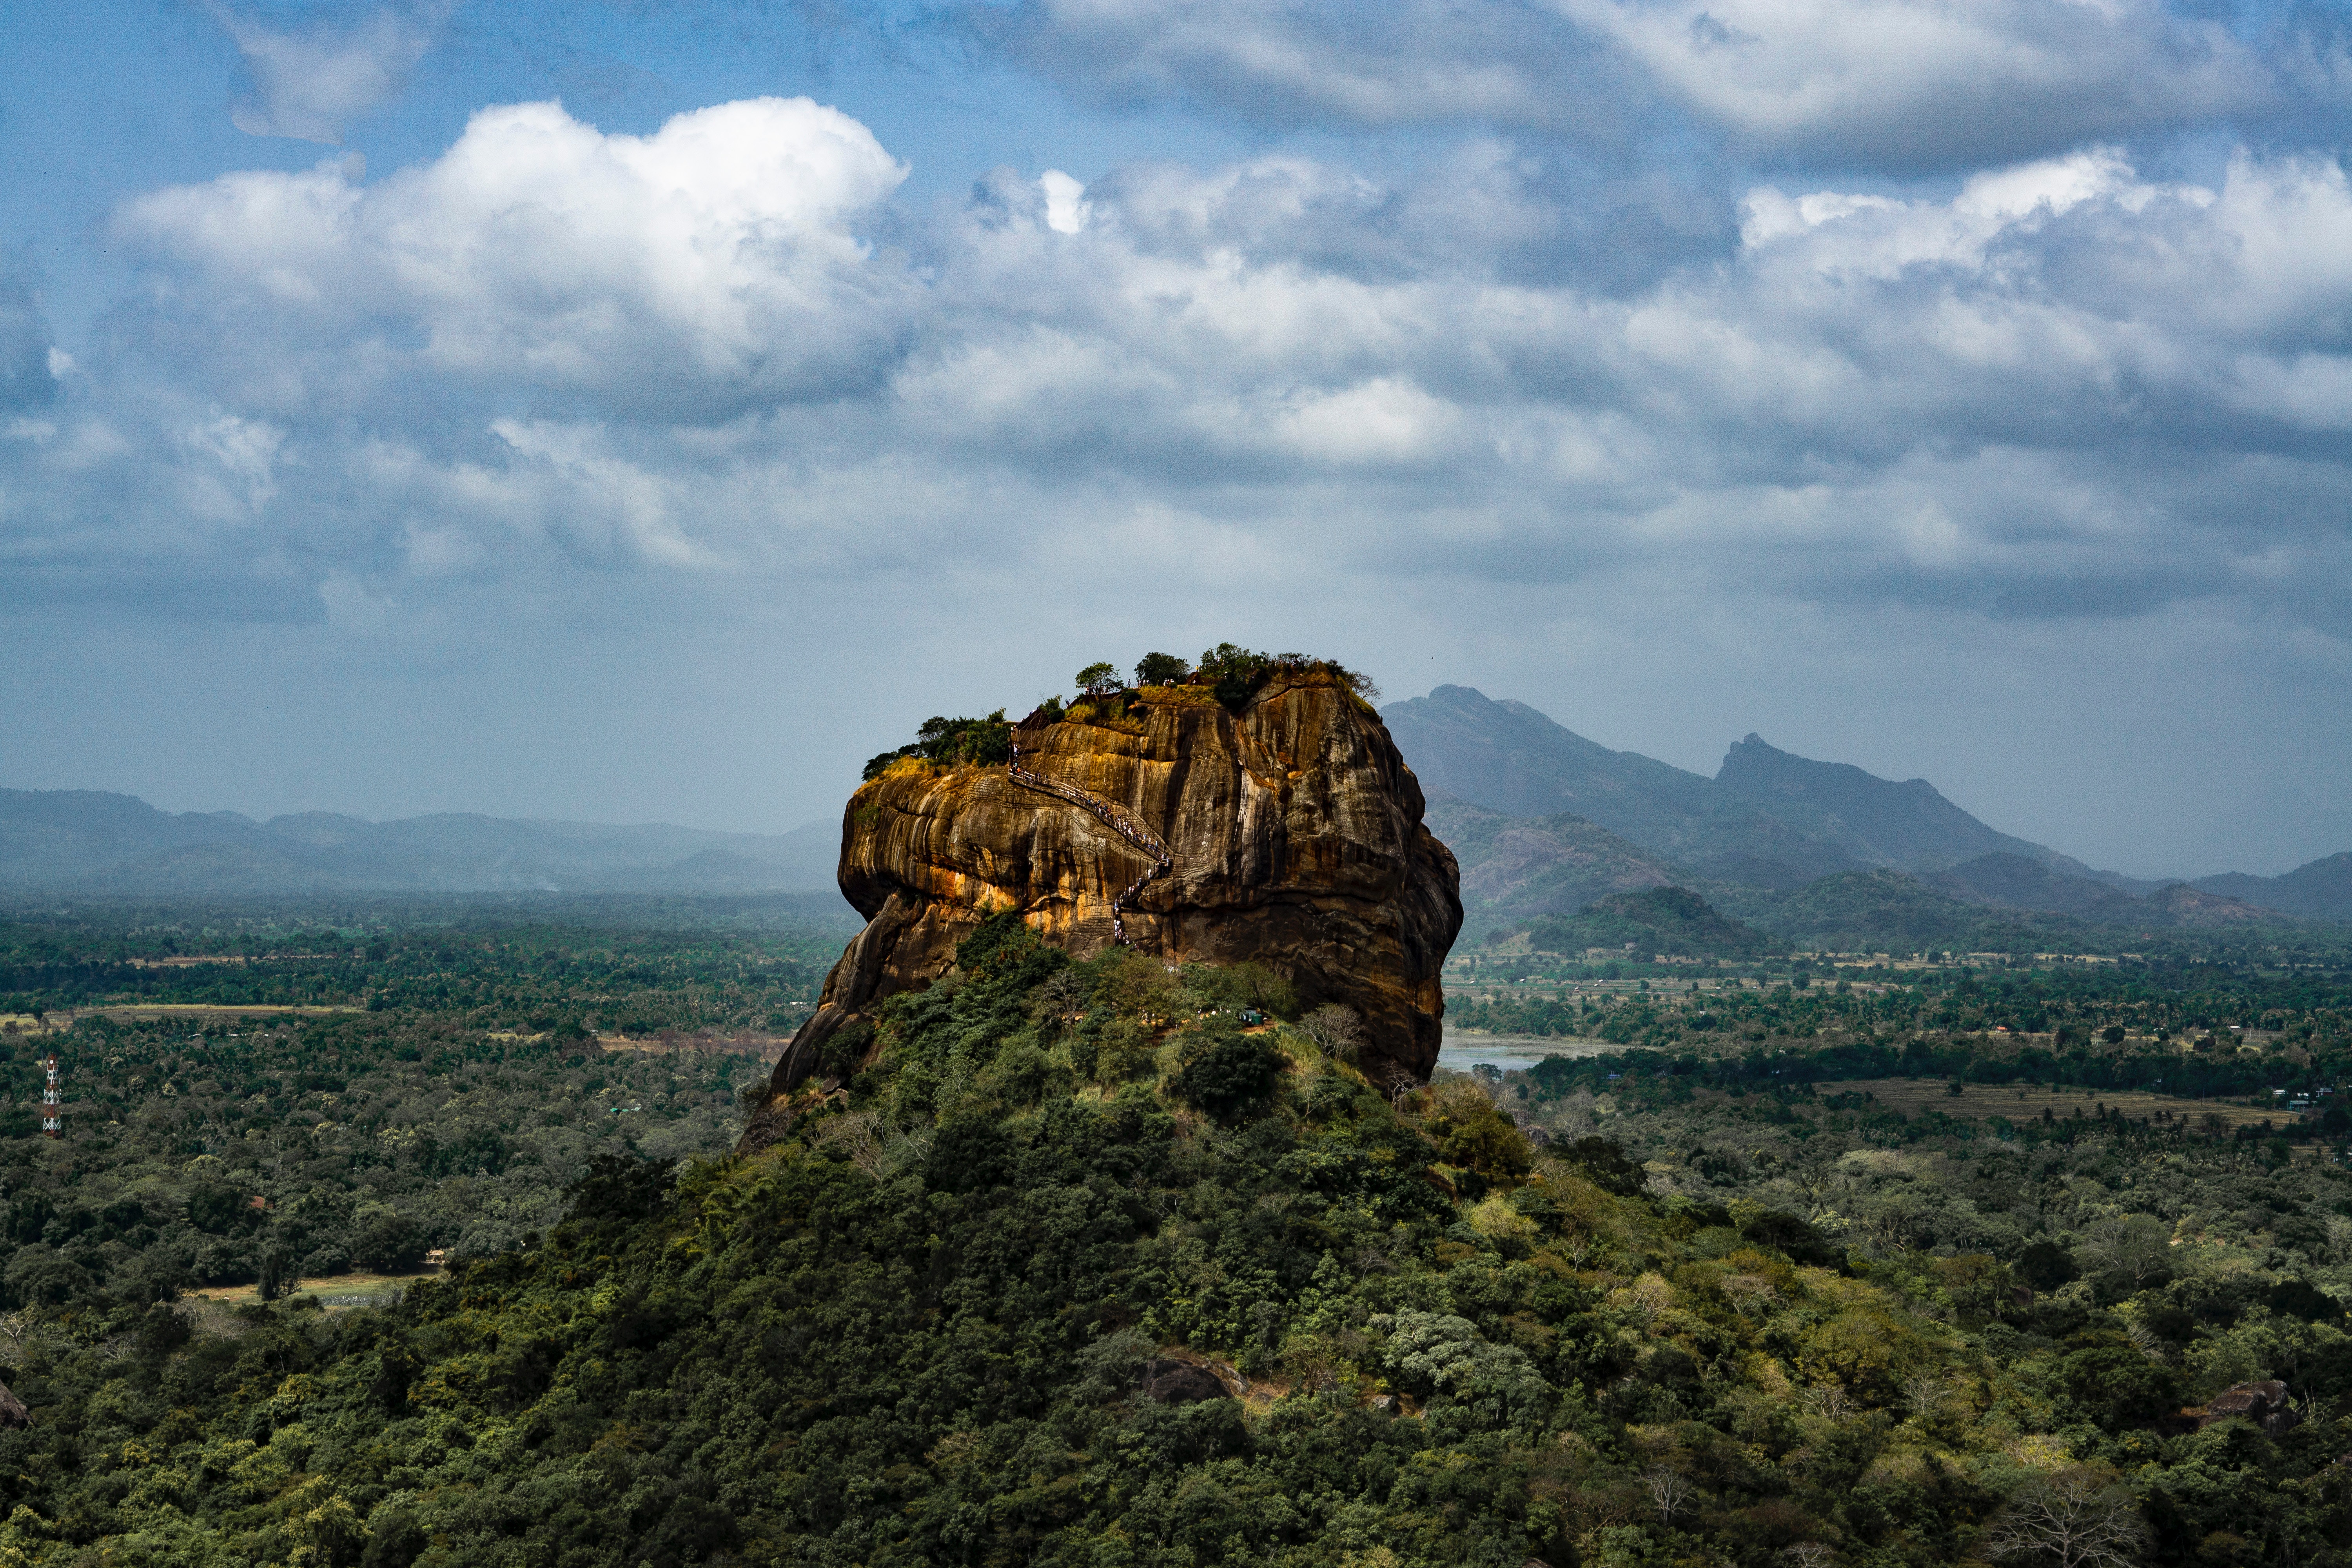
<box><xmin>1385</xmin><ymin>686</ymin><xmax>2352</xmax><ymax>931</ymax></box>
<box><xmin>0</xmin><ymin>789</ymin><xmax>841</xmax><ymax>897</ymax></box>
<box><xmin>7</xmin><ymin>687</ymin><xmax>2344</xmax><ymax>933</ymax></box>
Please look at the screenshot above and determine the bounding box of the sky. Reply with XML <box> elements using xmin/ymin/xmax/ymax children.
<box><xmin>3</xmin><ymin>0</ymin><xmax>2350</xmax><ymax>880</ymax></box>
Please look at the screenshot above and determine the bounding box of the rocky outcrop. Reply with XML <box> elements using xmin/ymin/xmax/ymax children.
<box><xmin>2188</xmin><ymin>1380</ymin><xmax>2299</xmax><ymax>1435</ymax></box>
<box><xmin>1140</xmin><ymin>1361</ymin><xmax>1229</xmax><ymax>1405</ymax></box>
<box><xmin>748</xmin><ymin>671</ymin><xmax>1459</xmax><ymax>1137</ymax></box>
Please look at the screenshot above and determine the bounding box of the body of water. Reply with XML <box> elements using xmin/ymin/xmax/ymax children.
<box><xmin>1435</xmin><ymin>1029</ymin><xmax>1629</xmax><ymax>1074</ymax></box>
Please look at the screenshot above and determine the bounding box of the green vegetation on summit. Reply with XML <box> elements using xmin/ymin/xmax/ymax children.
<box><xmin>859</xmin><ymin>647</ymin><xmax>1383</xmax><ymax>784</ymax></box>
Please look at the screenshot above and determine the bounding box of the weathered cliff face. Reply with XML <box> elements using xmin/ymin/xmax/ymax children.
<box><xmin>748</xmin><ymin>672</ymin><xmax>1460</xmax><ymax>1134</ymax></box>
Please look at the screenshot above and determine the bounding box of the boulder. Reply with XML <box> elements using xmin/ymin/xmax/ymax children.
<box><xmin>746</xmin><ymin>670</ymin><xmax>1459</xmax><ymax>1142</ymax></box>
<box><xmin>2196</xmin><ymin>1379</ymin><xmax>2298</xmax><ymax>1434</ymax></box>
<box><xmin>1139</xmin><ymin>1360</ymin><xmax>1230</xmax><ymax>1405</ymax></box>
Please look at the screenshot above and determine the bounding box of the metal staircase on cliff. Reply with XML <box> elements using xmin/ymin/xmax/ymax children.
<box><xmin>1008</xmin><ymin>733</ymin><xmax>1174</xmax><ymax>946</ymax></box>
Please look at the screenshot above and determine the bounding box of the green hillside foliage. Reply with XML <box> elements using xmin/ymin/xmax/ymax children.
<box><xmin>1523</xmin><ymin>887</ymin><xmax>1781</xmax><ymax>960</ymax></box>
<box><xmin>6</xmin><ymin>916</ymin><xmax>2352</xmax><ymax>1565</ymax></box>
<box><xmin>1711</xmin><ymin>870</ymin><xmax>2068</xmax><ymax>952</ymax></box>
<box><xmin>0</xmin><ymin>1014</ymin><xmax>764</xmax><ymax>1298</ymax></box>
<box><xmin>1493</xmin><ymin>1050</ymin><xmax>2352</xmax><ymax>1561</ymax></box>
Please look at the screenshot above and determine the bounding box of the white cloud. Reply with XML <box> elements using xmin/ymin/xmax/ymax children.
<box><xmin>990</xmin><ymin>0</ymin><xmax>1606</xmax><ymax>130</ymax></box>
<box><xmin>1040</xmin><ymin>170</ymin><xmax>1092</xmax><ymax>233</ymax></box>
<box><xmin>1557</xmin><ymin>0</ymin><xmax>2268</xmax><ymax>163</ymax></box>
<box><xmin>177</xmin><ymin>410</ymin><xmax>287</xmax><ymax>513</ymax></box>
<box><xmin>3</xmin><ymin>99</ymin><xmax>2343</xmax><ymax>662</ymax></box>
<box><xmin>212</xmin><ymin>1</ymin><xmax>450</xmax><ymax>144</ymax></box>
<box><xmin>988</xmin><ymin>0</ymin><xmax>2285</xmax><ymax>167</ymax></box>
<box><xmin>1736</xmin><ymin>148</ymin><xmax>2212</xmax><ymax>277</ymax></box>
<box><xmin>116</xmin><ymin>97</ymin><xmax>913</xmax><ymax>418</ymax></box>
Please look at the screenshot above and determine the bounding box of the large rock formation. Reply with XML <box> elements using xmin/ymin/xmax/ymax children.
<box><xmin>749</xmin><ymin>671</ymin><xmax>1459</xmax><ymax>1134</ymax></box>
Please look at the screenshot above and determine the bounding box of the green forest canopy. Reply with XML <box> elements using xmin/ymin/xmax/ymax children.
<box><xmin>1</xmin><ymin>907</ymin><xmax>2349</xmax><ymax>1566</ymax></box>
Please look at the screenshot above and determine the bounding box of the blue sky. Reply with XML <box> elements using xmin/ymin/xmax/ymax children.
<box><xmin>4</xmin><ymin>0</ymin><xmax>2350</xmax><ymax>877</ymax></box>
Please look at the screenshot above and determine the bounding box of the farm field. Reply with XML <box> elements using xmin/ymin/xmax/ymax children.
<box><xmin>1817</xmin><ymin>1075</ymin><xmax>2309</xmax><ymax>1133</ymax></box>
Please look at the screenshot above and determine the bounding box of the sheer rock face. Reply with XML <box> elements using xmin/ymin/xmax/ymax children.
<box><xmin>745</xmin><ymin>674</ymin><xmax>1460</xmax><ymax>1142</ymax></box>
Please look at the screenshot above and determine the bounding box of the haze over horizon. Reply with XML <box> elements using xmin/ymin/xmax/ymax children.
<box><xmin>5</xmin><ymin>1</ymin><xmax>2350</xmax><ymax>879</ymax></box>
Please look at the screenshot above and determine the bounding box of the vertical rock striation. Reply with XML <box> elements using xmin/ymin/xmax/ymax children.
<box><xmin>745</xmin><ymin>670</ymin><xmax>1460</xmax><ymax>1143</ymax></box>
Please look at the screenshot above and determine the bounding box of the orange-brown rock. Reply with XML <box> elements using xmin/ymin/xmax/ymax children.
<box><xmin>751</xmin><ymin>671</ymin><xmax>1460</xmax><ymax>1129</ymax></box>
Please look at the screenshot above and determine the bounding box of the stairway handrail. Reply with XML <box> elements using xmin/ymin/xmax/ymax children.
<box><xmin>1008</xmin><ymin>735</ymin><xmax>1174</xmax><ymax>946</ymax></box>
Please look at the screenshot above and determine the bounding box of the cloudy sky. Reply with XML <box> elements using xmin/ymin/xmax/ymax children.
<box><xmin>4</xmin><ymin>0</ymin><xmax>2350</xmax><ymax>877</ymax></box>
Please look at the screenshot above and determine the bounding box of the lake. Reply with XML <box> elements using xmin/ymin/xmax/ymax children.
<box><xmin>1435</xmin><ymin>1029</ymin><xmax>1631</xmax><ymax>1074</ymax></box>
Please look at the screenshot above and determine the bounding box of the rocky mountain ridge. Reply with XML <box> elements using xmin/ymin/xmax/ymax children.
<box><xmin>1387</xmin><ymin>685</ymin><xmax>2350</xmax><ymax>924</ymax></box>
<box><xmin>1383</xmin><ymin>684</ymin><xmax>2139</xmax><ymax>888</ymax></box>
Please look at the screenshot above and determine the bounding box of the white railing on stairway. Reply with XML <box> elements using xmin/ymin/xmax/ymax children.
<box><xmin>1009</xmin><ymin>736</ymin><xmax>1174</xmax><ymax>946</ymax></box>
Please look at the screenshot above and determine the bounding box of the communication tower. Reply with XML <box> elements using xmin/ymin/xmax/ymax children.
<box><xmin>41</xmin><ymin>1054</ymin><xmax>61</xmax><ymax>1138</ymax></box>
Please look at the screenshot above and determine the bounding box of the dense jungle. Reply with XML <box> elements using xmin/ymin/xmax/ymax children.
<box><xmin>0</xmin><ymin>900</ymin><xmax>2348</xmax><ymax>1566</ymax></box>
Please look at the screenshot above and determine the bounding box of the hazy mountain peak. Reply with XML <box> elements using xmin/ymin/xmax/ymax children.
<box><xmin>0</xmin><ymin>787</ymin><xmax>845</xmax><ymax>898</ymax></box>
<box><xmin>1386</xmin><ymin>689</ymin><xmax>2154</xmax><ymax>909</ymax></box>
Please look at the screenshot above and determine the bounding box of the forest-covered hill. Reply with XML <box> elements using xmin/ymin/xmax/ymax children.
<box><xmin>2</xmin><ymin>909</ymin><xmax>2350</xmax><ymax>1566</ymax></box>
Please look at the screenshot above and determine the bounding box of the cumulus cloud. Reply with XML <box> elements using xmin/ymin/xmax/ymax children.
<box><xmin>983</xmin><ymin>0</ymin><xmax>1632</xmax><ymax>133</ymax></box>
<box><xmin>1558</xmin><ymin>0</ymin><xmax>2268</xmax><ymax>166</ymax></box>
<box><xmin>984</xmin><ymin>0</ymin><xmax>2286</xmax><ymax>168</ymax></box>
<box><xmin>1</xmin><ymin>97</ymin><xmax>2343</xmax><ymax>657</ymax></box>
<box><xmin>212</xmin><ymin>1</ymin><xmax>451</xmax><ymax>144</ymax></box>
<box><xmin>114</xmin><ymin>96</ymin><xmax>912</xmax><ymax>420</ymax></box>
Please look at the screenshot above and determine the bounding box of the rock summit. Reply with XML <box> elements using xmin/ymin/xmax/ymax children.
<box><xmin>750</xmin><ymin>667</ymin><xmax>1460</xmax><ymax>1131</ymax></box>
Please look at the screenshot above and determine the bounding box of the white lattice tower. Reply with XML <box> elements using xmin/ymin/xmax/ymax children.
<box><xmin>41</xmin><ymin>1054</ymin><xmax>60</xmax><ymax>1138</ymax></box>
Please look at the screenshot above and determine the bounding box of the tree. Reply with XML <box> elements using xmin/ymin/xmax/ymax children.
<box><xmin>350</xmin><ymin>1211</ymin><xmax>427</xmax><ymax>1274</ymax></box>
<box><xmin>1426</xmin><ymin>1083</ymin><xmax>1534</xmax><ymax>1190</ymax></box>
<box><xmin>1981</xmin><ymin>1468</ymin><xmax>2151</xmax><ymax>1568</ymax></box>
<box><xmin>1298</xmin><ymin>1004</ymin><xmax>1364</xmax><ymax>1063</ymax></box>
<box><xmin>1134</xmin><ymin>652</ymin><xmax>1191</xmax><ymax>686</ymax></box>
<box><xmin>1556</xmin><ymin>1134</ymin><xmax>1648</xmax><ymax>1197</ymax></box>
<box><xmin>2018</xmin><ymin>1239</ymin><xmax>2076</xmax><ymax>1290</ymax></box>
<box><xmin>2077</xmin><ymin>1215</ymin><xmax>2170</xmax><ymax>1286</ymax></box>
<box><xmin>1074</xmin><ymin>662</ymin><xmax>1121</xmax><ymax>695</ymax></box>
<box><xmin>1644</xmin><ymin>1465</ymin><xmax>1696</xmax><ymax>1524</ymax></box>
<box><xmin>1172</xmin><ymin>1019</ymin><xmax>1283</xmax><ymax>1121</ymax></box>
<box><xmin>1195</xmin><ymin>643</ymin><xmax>1269</xmax><ymax>707</ymax></box>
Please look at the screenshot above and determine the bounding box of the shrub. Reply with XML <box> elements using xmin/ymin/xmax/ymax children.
<box><xmin>862</xmin><ymin>710</ymin><xmax>1013</xmax><ymax>780</ymax></box>
<box><xmin>349</xmin><ymin>1212</ymin><xmax>427</xmax><ymax>1274</ymax></box>
<box><xmin>1555</xmin><ymin>1134</ymin><xmax>1648</xmax><ymax>1196</ymax></box>
<box><xmin>1173</xmin><ymin>1019</ymin><xmax>1283</xmax><ymax>1120</ymax></box>
<box><xmin>187</xmin><ymin>1181</ymin><xmax>255</xmax><ymax>1234</ymax></box>
<box><xmin>1426</xmin><ymin>1083</ymin><xmax>1534</xmax><ymax>1192</ymax></box>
